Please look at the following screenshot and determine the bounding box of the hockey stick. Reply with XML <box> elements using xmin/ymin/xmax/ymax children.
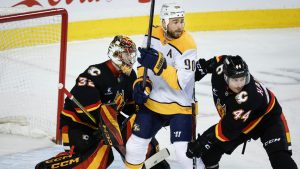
<box><xmin>144</xmin><ymin>148</ymin><xmax>170</xmax><ymax>169</ymax></box>
<box><xmin>241</xmin><ymin>139</ymin><xmax>250</xmax><ymax>154</ymax></box>
<box><xmin>142</xmin><ymin>0</ymin><xmax>155</xmax><ymax>87</ymax></box>
<box><xmin>58</xmin><ymin>83</ymin><xmax>96</xmax><ymax>124</ymax></box>
<box><xmin>192</xmin><ymin>102</ymin><xmax>197</xmax><ymax>169</ymax></box>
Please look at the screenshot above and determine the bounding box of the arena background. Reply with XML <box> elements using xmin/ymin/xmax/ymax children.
<box><xmin>2</xmin><ymin>0</ymin><xmax>300</xmax><ymax>40</ymax></box>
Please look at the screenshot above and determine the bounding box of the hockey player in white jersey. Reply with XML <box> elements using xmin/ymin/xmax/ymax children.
<box><xmin>125</xmin><ymin>2</ymin><xmax>204</xmax><ymax>169</ymax></box>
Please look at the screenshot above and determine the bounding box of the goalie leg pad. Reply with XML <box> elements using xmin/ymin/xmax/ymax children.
<box><xmin>62</xmin><ymin>125</ymin><xmax>99</xmax><ymax>153</ymax></box>
<box><xmin>35</xmin><ymin>141</ymin><xmax>113</xmax><ymax>169</ymax></box>
<box><xmin>125</xmin><ymin>134</ymin><xmax>151</xmax><ymax>165</ymax></box>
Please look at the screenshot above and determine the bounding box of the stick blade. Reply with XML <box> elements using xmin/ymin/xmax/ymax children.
<box><xmin>144</xmin><ymin>148</ymin><xmax>170</xmax><ymax>169</ymax></box>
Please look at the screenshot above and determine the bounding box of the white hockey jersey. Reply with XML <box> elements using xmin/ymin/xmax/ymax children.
<box><xmin>137</xmin><ymin>26</ymin><xmax>197</xmax><ymax>115</ymax></box>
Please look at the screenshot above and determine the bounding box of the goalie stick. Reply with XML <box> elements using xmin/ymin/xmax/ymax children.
<box><xmin>58</xmin><ymin>83</ymin><xmax>97</xmax><ymax>124</ymax></box>
<box><xmin>144</xmin><ymin>148</ymin><xmax>170</xmax><ymax>169</ymax></box>
<box><xmin>58</xmin><ymin>83</ymin><xmax>125</xmax><ymax>155</ymax></box>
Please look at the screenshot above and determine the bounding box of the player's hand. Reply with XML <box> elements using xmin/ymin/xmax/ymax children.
<box><xmin>197</xmin><ymin>57</ymin><xmax>217</xmax><ymax>73</ymax></box>
<box><xmin>138</xmin><ymin>47</ymin><xmax>167</xmax><ymax>75</ymax></box>
<box><xmin>195</xmin><ymin>57</ymin><xmax>217</xmax><ymax>81</ymax></box>
<box><xmin>186</xmin><ymin>134</ymin><xmax>213</xmax><ymax>158</ymax></box>
<box><xmin>195</xmin><ymin>59</ymin><xmax>208</xmax><ymax>81</ymax></box>
<box><xmin>132</xmin><ymin>77</ymin><xmax>152</xmax><ymax>104</ymax></box>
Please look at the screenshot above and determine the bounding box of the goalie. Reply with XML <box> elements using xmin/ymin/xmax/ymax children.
<box><xmin>35</xmin><ymin>35</ymin><xmax>169</xmax><ymax>169</ymax></box>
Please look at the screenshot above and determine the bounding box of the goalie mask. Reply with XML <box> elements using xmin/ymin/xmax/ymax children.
<box><xmin>160</xmin><ymin>2</ymin><xmax>185</xmax><ymax>32</ymax></box>
<box><xmin>108</xmin><ymin>35</ymin><xmax>137</xmax><ymax>76</ymax></box>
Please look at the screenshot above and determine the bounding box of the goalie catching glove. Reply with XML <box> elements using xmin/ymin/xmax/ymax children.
<box><xmin>132</xmin><ymin>77</ymin><xmax>152</xmax><ymax>104</ymax></box>
<box><xmin>138</xmin><ymin>47</ymin><xmax>167</xmax><ymax>75</ymax></box>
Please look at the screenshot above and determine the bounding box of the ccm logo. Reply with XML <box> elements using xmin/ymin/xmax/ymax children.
<box><xmin>264</xmin><ymin>138</ymin><xmax>281</xmax><ymax>146</ymax></box>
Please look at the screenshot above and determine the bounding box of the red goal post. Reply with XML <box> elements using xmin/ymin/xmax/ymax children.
<box><xmin>0</xmin><ymin>8</ymin><xmax>68</xmax><ymax>144</ymax></box>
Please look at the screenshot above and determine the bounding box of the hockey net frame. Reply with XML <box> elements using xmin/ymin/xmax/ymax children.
<box><xmin>0</xmin><ymin>8</ymin><xmax>68</xmax><ymax>144</ymax></box>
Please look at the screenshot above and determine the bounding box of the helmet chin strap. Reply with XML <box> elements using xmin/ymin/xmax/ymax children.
<box><xmin>162</xmin><ymin>19</ymin><xmax>169</xmax><ymax>31</ymax></box>
<box><xmin>162</xmin><ymin>21</ymin><xmax>174</xmax><ymax>41</ymax></box>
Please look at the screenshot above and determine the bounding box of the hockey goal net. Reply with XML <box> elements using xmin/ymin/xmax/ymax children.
<box><xmin>0</xmin><ymin>8</ymin><xmax>68</xmax><ymax>144</ymax></box>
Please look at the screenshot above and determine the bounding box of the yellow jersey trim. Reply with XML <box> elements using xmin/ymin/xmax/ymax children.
<box><xmin>151</xmin><ymin>26</ymin><xmax>197</xmax><ymax>54</ymax></box>
<box><xmin>160</xmin><ymin>65</ymin><xmax>181</xmax><ymax>90</ymax></box>
<box><xmin>145</xmin><ymin>98</ymin><xmax>192</xmax><ymax>115</ymax></box>
<box><xmin>125</xmin><ymin>161</ymin><xmax>144</xmax><ymax>169</ymax></box>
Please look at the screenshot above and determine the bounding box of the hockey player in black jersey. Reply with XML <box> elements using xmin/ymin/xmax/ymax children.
<box><xmin>186</xmin><ymin>55</ymin><xmax>298</xmax><ymax>169</ymax></box>
<box><xmin>35</xmin><ymin>35</ymin><xmax>169</xmax><ymax>169</ymax></box>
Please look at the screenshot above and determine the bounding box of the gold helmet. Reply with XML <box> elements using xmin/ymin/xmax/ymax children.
<box><xmin>108</xmin><ymin>35</ymin><xmax>137</xmax><ymax>76</ymax></box>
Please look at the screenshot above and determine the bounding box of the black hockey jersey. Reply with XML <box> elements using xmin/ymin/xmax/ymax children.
<box><xmin>210</xmin><ymin>56</ymin><xmax>282</xmax><ymax>142</ymax></box>
<box><xmin>61</xmin><ymin>60</ymin><xmax>137</xmax><ymax>129</ymax></box>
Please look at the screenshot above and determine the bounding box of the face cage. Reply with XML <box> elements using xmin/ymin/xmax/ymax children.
<box><xmin>117</xmin><ymin>51</ymin><xmax>136</xmax><ymax>76</ymax></box>
<box><xmin>109</xmin><ymin>43</ymin><xmax>136</xmax><ymax>62</ymax></box>
<box><xmin>121</xmin><ymin>49</ymin><xmax>136</xmax><ymax>66</ymax></box>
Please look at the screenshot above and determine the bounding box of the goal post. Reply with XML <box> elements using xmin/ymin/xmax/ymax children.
<box><xmin>0</xmin><ymin>8</ymin><xmax>68</xmax><ymax>144</ymax></box>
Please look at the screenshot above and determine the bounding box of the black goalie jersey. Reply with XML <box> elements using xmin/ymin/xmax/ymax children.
<box><xmin>60</xmin><ymin>60</ymin><xmax>137</xmax><ymax>129</ymax></box>
<box><xmin>211</xmin><ymin>56</ymin><xmax>284</xmax><ymax>142</ymax></box>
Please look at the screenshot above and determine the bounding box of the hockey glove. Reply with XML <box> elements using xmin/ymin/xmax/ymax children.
<box><xmin>186</xmin><ymin>133</ymin><xmax>213</xmax><ymax>158</ymax></box>
<box><xmin>195</xmin><ymin>57</ymin><xmax>217</xmax><ymax>81</ymax></box>
<box><xmin>132</xmin><ymin>77</ymin><xmax>152</xmax><ymax>105</ymax></box>
<box><xmin>138</xmin><ymin>47</ymin><xmax>167</xmax><ymax>76</ymax></box>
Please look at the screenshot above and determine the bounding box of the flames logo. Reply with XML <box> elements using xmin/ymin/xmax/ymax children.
<box><xmin>216</xmin><ymin>99</ymin><xmax>226</xmax><ymax>118</ymax></box>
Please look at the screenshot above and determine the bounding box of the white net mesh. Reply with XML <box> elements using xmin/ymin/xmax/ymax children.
<box><xmin>0</xmin><ymin>8</ymin><xmax>65</xmax><ymax>139</ymax></box>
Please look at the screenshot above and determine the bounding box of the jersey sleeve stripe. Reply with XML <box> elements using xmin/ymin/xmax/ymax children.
<box><xmin>280</xmin><ymin>113</ymin><xmax>291</xmax><ymax>143</ymax></box>
<box><xmin>74</xmin><ymin>101</ymin><xmax>101</xmax><ymax>113</ymax></box>
<box><xmin>168</xmin><ymin>43</ymin><xmax>182</xmax><ymax>55</ymax></box>
<box><xmin>144</xmin><ymin>98</ymin><xmax>192</xmax><ymax>115</ymax></box>
<box><xmin>215</xmin><ymin>119</ymin><xmax>230</xmax><ymax>142</ymax></box>
<box><xmin>242</xmin><ymin>91</ymin><xmax>276</xmax><ymax>134</ymax></box>
<box><xmin>61</xmin><ymin>109</ymin><xmax>97</xmax><ymax>129</ymax></box>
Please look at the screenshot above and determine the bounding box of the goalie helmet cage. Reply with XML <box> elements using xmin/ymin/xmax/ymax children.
<box><xmin>0</xmin><ymin>8</ymin><xmax>68</xmax><ymax>144</ymax></box>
